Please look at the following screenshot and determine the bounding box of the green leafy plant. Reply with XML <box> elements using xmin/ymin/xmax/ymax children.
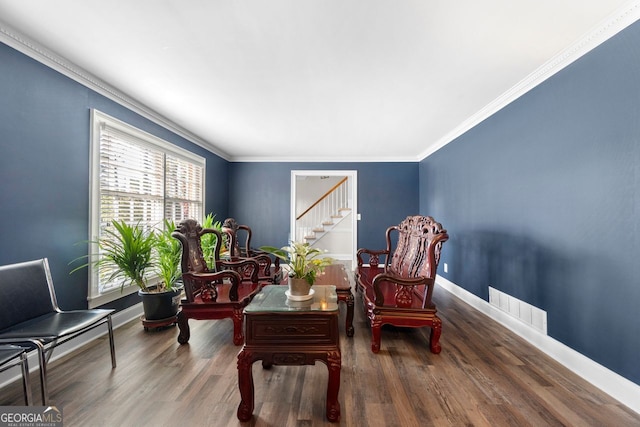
<box><xmin>201</xmin><ymin>212</ymin><xmax>226</xmax><ymax>269</ymax></box>
<box><xmin>154</xmin><ymin>219</ymin><xmax>182</xmax><ymax>291</ymax></box>
<box><xmin>71</xmin><ymin>220</ymin><xmax>157</xmax><ymax>292</ymax></box>
<box><xmin>260</xmin><ymin>241</ymin><xmax>333</xmax><ymax>285</ymax></box>
<box><xmin>72</xmin><ymin>215</ymin><xmax>228</xmax><ymax>293</ymax></box>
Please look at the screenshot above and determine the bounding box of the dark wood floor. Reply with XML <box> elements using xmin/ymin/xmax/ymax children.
<box><xmin>2</xmin><ymin>285</ymin><xmax>639</xmax><ymax>427</ymax></box>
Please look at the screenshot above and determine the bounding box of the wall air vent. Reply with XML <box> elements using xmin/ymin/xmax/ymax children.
<box><xmin>489</xmin><ymin>286</ymin><xmax>547</xmax><ymax>335</ymax></box>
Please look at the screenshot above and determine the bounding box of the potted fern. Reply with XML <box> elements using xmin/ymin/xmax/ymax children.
<box><xmin>140</xmin><ymin>219</ymin><xmax>184</xmax><ymax>321</ymax></box>
<box><xmin>71</xmin><ymin>219</ymin><xmax>183</xmax><ymax>322</ymax></box>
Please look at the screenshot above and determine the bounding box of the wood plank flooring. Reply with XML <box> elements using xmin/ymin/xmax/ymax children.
<box><xmin>1</xmin><ymin>285</ymin><xmax>639</xmax><ymax>426</ymax></box>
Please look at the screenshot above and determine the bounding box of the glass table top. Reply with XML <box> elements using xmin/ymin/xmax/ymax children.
<box><xmin>245</xmin><ymin>285</ymin><xmax>339</xmax><ymax>313</ymax></box>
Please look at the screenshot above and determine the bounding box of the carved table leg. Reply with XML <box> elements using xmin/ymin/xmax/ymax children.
<box><xmin>344</xmin><ymin>291</ymin><xmax>355</xmax><ymax>337</ymax></box>
<box><xmin>237</xmin><ymin>349</ymin><xmax>255</xmax><ymax>422</ymax></box>
<box><xmin>429</xmin><ymin>317</ymin><xmax>442</xmax><ymax>354</ymax></box>
<box><xmin>370</xmin><ymin>316</ymin><xmax>382</xmax><ymax>353</ymax></box>
<box><xmin>232</xmin><ymin>308</ymin><xmax>244</xmax><ymax>346</ymax></box>
<box><xmin>326</xmin><ymin>350</ymin><xmax>342</xmax><ymax>422</ymax></box>
<box><xmin>177</xmin><ymin>311</ymin><xmax>190</xmax><ymax>345</ymax></box>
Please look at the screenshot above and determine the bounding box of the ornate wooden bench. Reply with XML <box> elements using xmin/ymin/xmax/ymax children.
<box><xmin>355</xmin><ymin>215</ymin><xmax>449</xmax><ymax>354</ymax></box>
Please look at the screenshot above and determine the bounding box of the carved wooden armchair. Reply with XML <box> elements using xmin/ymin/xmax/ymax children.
<box><xmin>221</xmin><ymin>217</ymin><xmax>282</xmax><ymax>284</ymax></box>
<box><xmin>356</xmin><ymin>215</ymin><xmax>449</xmax><ymax>354</ymax></box>
<box><xmin>172</xmin><ymin>219</ymin><xmax>264</xmax><ymax>345</ymax></box>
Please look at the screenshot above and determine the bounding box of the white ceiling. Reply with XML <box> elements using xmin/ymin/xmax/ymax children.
<box><xmin>0</xmin><ymin>1</ymin><xmax>637</xmax><ymax>162</ymax></box>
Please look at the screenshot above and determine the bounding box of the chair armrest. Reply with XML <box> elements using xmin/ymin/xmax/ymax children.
<box><xmin>183</xmin><ymin>270</ymin><xmax>243</xmax><ymax>301</ymax></box>
<box><xmin>217</xmin><ymin>258</ymin><xmax>260</xmax><ymax>284</ymax></box>
<box><xmin>372</xmin><ymin>272</ymin><xmax>434</xmax><ymax>306</ymax></box>
<box><xmin>248</xmin><ymin>248</ymin><xmax>280</xmax><ymax>266</ymax></box>
<box><xmin>236</xmin><ymin>249</ymin><xmax>281</xmax><ymax>283</ymax></box>
<box><xmin>248</xmin><ymin>252</ymin><xmax>276</xmax><ymax>278</ymax></box>
<box><xmin>356</xmin><ymin>248</ymin><xmax>389</xmax><ymax>269</ymax></box>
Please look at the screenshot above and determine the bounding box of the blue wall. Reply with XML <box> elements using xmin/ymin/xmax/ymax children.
<box><xmin>420</xmin><ymin>21</ymin><xmax>640</xmax><ymax>385</ymax></box>
<box><xmin>228</xmin><ymin>162</ymin><xmax>419</xmax><ymax>250</ymax></box>
<box><xmin>0</xmin><ymin>42</ymin><xmax>230</xmax><ymax>310</ymax></box>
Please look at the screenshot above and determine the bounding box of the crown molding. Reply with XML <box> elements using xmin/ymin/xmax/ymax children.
<box><xmin>3</xmin><ymin>3</ymin><xmax>638</xmax><ymax>165</ymax></box>
<box><xmin>418</xmin><ymin>1</ymin><xmax>640</xmax><ymax>161</ymax></box>
<box><xmin>231</xmin><ymin>155</ymin><xmax>419</xmax><ymax>163</ymax></box>
<box><xmin>0</xmin><ymin>19</ymin><xmax>232</xmax><ymax>162</ymax></box>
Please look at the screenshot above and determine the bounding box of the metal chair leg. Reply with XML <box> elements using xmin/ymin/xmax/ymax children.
<box><xmin>32</xmin><ymin>341</ymin><xmax>48</xmax><ymax>405</ymax></box>
<box><xmin>19</xmin><ymin>352</ymin><xmax>32</xmax><ymax>405</ymax></box>
<box><xmin>108</xmin><ymin>316</ymin><xmax>116</xmax><ymax>368</ymax></box>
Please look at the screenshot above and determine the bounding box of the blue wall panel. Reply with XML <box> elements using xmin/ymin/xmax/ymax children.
<box><xmin>228</xmin><ymin>162</ymin><xmax>419</xmax><ymax>250</ymax></box>
<box><xmin>420</xmin><ymin>21</ymin><xmax>640</xmax><ymax>384</ymax></box>
<box><xmin>0</xmin><ymin>43</ymin><xmax>229</xmax><ymax>310</ymax></box>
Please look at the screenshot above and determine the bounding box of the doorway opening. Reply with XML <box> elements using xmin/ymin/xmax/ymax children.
<box><xmin>290</xmin><ymin>170</ymin><xmax>357</xmax><ymax>269</ymax></box>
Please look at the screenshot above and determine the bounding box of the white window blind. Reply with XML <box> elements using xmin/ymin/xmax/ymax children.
<box><xmin>99</xmin><ymin>124</ymin><xmax>166</xmax><ymax>227</ymax></box>
<box><xmin>89</xmin><ymin>110</ymin><xmax>205</xmax><ymax>307</ymax></box>
<box><xmin>165</xmin><ymin>153</ymin><xmax>204</xmax><ymax>222</ymax></box>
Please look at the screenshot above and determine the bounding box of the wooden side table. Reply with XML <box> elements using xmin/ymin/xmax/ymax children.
<box><xmin>237</xmin><ymin>285</ymin><xmax>341</xmax><ymax>422</ymax></box>
<box><xmin>314</xmin><ymin>263</ymin><xmax>354</xmax><ymax>337</ymax></box>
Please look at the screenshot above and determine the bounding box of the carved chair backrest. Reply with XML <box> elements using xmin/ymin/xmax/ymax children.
<box><xmin>173</xmin><ymin>218</ymin><xmax>263</xmax><ymax>290</ymax></box>
<box><xmin>221</xmin><ymin>217</ymin><xmax>252</xmax><ymax>258</ymax></box>
<box><xmin>172</xmin><ymin>219</ymin><xmax>227</xmax><ymax>302</ymax></box>
<box><xmin>172</xmin><ymin>219</ymin><xmax>223</xmax><ymax>275</ymax></box>
<box><xmin>386</xmin><ymin>216</ymin><xmax>449</xmax><ymax>280</ymax></box>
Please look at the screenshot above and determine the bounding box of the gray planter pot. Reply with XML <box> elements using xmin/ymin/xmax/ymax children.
<box><xmin>139</xmin><ymin>284</ymin><xmax>183</xmax><ymax>321</ymax></box>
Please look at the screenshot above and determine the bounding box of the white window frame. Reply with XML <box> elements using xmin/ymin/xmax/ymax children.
<box><xmin>88</xmin><ymin>109</ymin><xmax>206</xmax><ymax>307</ymax></box>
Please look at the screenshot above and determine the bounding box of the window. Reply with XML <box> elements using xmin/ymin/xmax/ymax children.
<box><xmin>89</xmin><ymin>110</ymin><xmax>205</xmax><ymax>307</ymax></box>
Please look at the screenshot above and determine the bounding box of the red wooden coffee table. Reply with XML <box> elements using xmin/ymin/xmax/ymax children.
<box><xmin>237</xmin><ymin>285</ymin><xmax>341</xmax><ymax>422</ymax></box>
<box><xmin>281</xmin><ymin>263</ymin><xmax>354</xmax><ymax>337</ymax></box>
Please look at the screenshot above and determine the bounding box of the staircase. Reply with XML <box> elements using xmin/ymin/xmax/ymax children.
<box><xmin>295</xmin><ymin>177</ymin><xmax>352</xmax><ymax>246</ymax></box>
<box><xmin>303</xmin><ymin>207</ymin><xmax>352</xmax><ymax>243</ymax></box>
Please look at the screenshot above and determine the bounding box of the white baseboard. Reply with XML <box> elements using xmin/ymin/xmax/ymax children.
<box><xmin>0</xmin><ymin>303</ymin><xmax>143</xmax><ymax>391</ymax></box>
<box><xmin>436</xmin><ymin>275</ymin><xmax>640</xmax><ymax>415</ymax></box>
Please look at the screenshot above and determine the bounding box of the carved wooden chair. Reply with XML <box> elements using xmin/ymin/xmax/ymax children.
<box><xmin>221</xmin><ymin>217</ymin><xmax>282</xmax><ymax>284</ymax></box>
<box><xmin>172</xmin><ymin>219</ymin><xmax>264</xmax><ymax>345</ymax></box>
<box><xmin>356</xmin><ymin>216</ymin><xmax>449</xmax><ymax>354</ymax></box>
